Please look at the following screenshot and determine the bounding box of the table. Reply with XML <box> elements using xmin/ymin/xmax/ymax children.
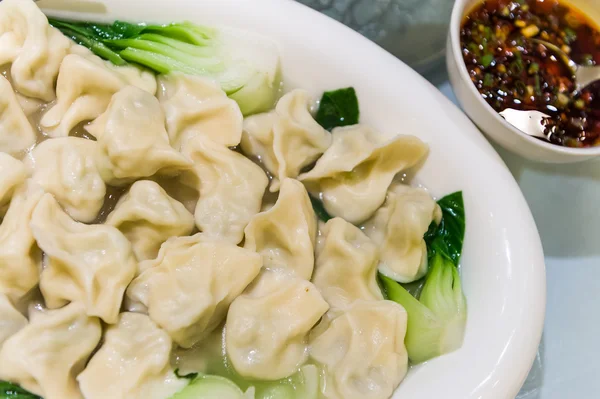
<box><xmin>436</xmin><ymin>75</ymin><xmax>599</xmax><ymax>399</ymax></box>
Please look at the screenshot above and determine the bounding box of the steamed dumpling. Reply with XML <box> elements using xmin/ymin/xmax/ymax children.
<box><xmin>25</xmin><ymin>137</ymin><xmax>106</xmax><ymax>223</ymax></box>
<box><xmin>0</xmin><ymin>182</ymin><xmax>43</xmax><ymax>301</ymax></box>
<box><xmin>313</xmin><ymin>218</ymin><xmax>383</xmax><ymax>309</ymax></box>
<box><xmin>363</xmin><ymin>184</ymin><xmax>441</xmax><ymax>283</ymax></box>
<box><xmin>0</xmin><ymin>152</ymin><xmax>27</xmax><ymax>216</ymax></box>
<box><xmin>0</xmin><ymin>294</ymin><xmax>27</xmax><ymax>348</ymax></box>
<box><xmin>0</xmin><ymin>75</ymin><xmax>37</xmax><ymax>155</ymax></box>
<box><xmin>0</xmin><ymin>303</ymin><xmax>102</xmax><ymax>399</ymax></box>
<box><xmin>158</xmin><ymin>73</ymin><xmax>243</xmax><ymax>148</ymax></box>
<box><xmin>85</xmin><ymin>86</ymin><xmax>191</xmax><ymax>185</ymax></box>
<box><xmin>127</xmin><ymin>234</ymin><xmax>262</xmax><ymax>348</ymax></box>
<box><xmin>241</xmin><ymin>89</ymin><xmax>331</xmax><ymax>191</ymax></box>
<box><xmin>31</xmin><ymin>194</ymin><xmax>137</xmax><ymax>324</ymax></box>
<box><xmin>78</xmin><ymin>312</ymin><xmax>187</xmax><ymax>399</ymax></box>
<box><xmin>182</xmin><ymin>136</ymin><xmax>268</xmax><ymax>244</ymax></box>
<box><xmin>298</xmin><ymin>125</ymin><xmax>429</xmax><ymax>224</ymax></box>
<box><xmin>226</xmin><ymin>270</ymin><xmax>329</xmax><ymax>380</ymax></box>
<box><xmin>106</xmin><ymin>180</ymin><xmax>195</xmax><ymax>261</ymax></box>
<box><xmin>243</xmin><ymin>178</ymin><xmax>317</xmax><ymax>280</ymax></box>
<box><xmin>309</xmin><ymin>300</ymin><xmax>409</xmax><ymax>399</ymax></box>
<box><xmin>0</xmin><ymin>0</ymin><xmax>70</xmax><ymax>101</ymax></box>
<box><xmin>40</xmin><ymin>53</ymin><xmax>156</xmax><ymax>138</ymax></box>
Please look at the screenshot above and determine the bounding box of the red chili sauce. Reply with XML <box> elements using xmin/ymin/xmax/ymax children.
<box><xmin>461</xmin><ymin>0</ymin><xmax>600</xmax><ymax>147</ymax></box>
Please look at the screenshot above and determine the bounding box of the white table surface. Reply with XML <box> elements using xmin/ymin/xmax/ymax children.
<box><xmin>437</xmin><ymin>81</ymin><xmax>600</xmax><ymax>399</ymax></box>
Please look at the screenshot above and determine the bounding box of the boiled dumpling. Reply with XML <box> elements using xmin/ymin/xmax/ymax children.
<box><xmin>0</xmin><ymin>302</ymin><xmax>101</xmax><ymax>399</ymax></box>
<box><xmin>85</xmin><ymin>86</ymin><xmax>191</xmax><ymax>185</ymax></box>
<box><xmin>30</xmin><ymin>193</ymin><xmax>137</xmax><ymax>324</ymax></box>
<box><xmin>127</xmin><ymin>234</ymin><xmax>262</xmax><ymax>348</ymax></box>
<box><xmin>0</xmin><ymin>75</ymin><xmax>37</xmax><ymax>155</ymax></box>
<box><xmin>158</xmin><ymin>73</ymin><xmax>243</xmax><ymax>148</ymax></box>
<box><xmin>106</xmin><ymin>180</ymin><xmax>195</xmax><ymax>261</ymax></box>
<box><xmin>0</xmin><ymin>0</ymin><xmax>70</xmax><ymax>101</ymax></box>
<box><xmin>78</xmin><ymin>312</ymin><xmax>187</xmax><ymax>399</ymax></box>
<box><xmin>363</xmin><ymin>184</ymin><xmax>441</xmax><ymax>283</ymax></box>
<box><xmin>40</xmin><ymin>52</ymin><xmax>156</xmax><ymax>138</ymax></box>
<box><xmin>0</xmin><ymin>294</ymin><xmax>27</xmax><ymax>348</ymax></box>
<box><xmin>25</xmin><ymin>137</ymin><xmax>106</xmax><ymax>223</ymax></box>
<box><xmin>226</xmin><ymin>270</ymin><xmax>329</xmax><ymax>380</ymax></box>
<box><xmin>313</xmin><ymin>218</ymin><xmax>383</xmax><ymax>309</ymax></box>
<box><xmin>0</xmin><ymin>182</ymin><xmax>43</xmax><ymax>301</ymax></box>
<box><xmin>309</xmin><ymin>300</ymin><xmax>409</xmax><ymax>399</ymax></box>
<box><xmin>0</xmin><ymin>152</ymin><xmax>27</xmax><ymax>216</ymax></box>
<box><xmin>243</xmin><ymin>178</ymin><xmax>317</xmax><ymax>280</ymax></box>
<box><xmin>182</xmin><ymin>136</ymin><xmax>268</xmax><ymax>244</ymax></box>
<box><xmin>241</xmin><ymin>89</ymin><xmax>331</xmax><ymax>192</ymax></box>
<box><xmin>298</xmin><ymin>125</ymin><xmax>429</xmax><ymax>224</ymax></box>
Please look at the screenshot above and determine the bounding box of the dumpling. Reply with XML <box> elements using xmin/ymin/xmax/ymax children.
<box><xmin>182</xmin><ymin>136</ymin><xmax>268</xmax><ymax>244</ymax></box>
<box><xmin>78</xmin><ymin>312</ymin><xmax>187</xmax><ymax>399</ymax></box>
<box><xmin>313</xmin><ymin>218</ymin><xmax>383</xmax><ymax>309</ymax></box>
<box><xmin>0</xmin><ymin>303</ymin><xmax>102</xmax><ymax>399</ymax></box>
<box><xmin>30</xmin><ymin>193</ymin><xmax>137</xmax><ymax>324</ymax></box>
<box><xmin>0</xmin><ymin>0</ymin><xmax>70</xmax><ymax>101</ymax></box>
<box><xmin>25</xmin><ymin>137</ymin><xmax>106</xmax><ymax>223</ymax></box>
<box><xmin>158</xmin><ymin>73</ymin><xmax>243</xmax><ymax>148</ymax></box>
<box><xmin>0</xmin><ymin>152</ymin><xmax>27</xmax><ymax>216</ymax></box>
<box><xmin>226</xmin><ymin>270</ymin><xmax>329</xmax><ymax>380</ymax></box>
<box><xmin>243</xmin><ymin>178</ymin><xmax>317</xmax><ymax>280</ymax></box>
<box><xmin>363</xmin><ymin>184</ymin><xmax>441</xmax><ymax>283</ymax></box>
<box><xmin>309</xmin><ymin>300</ymin><xmax>409</xmax><ymax>399</ymax></box>
<box><xmin>241</xmin><ymin>89</ymin><xmax>331</xmax><ymax>191</ymax></box>
<box><xmin>0</xmin><ymin>294</ymin><xmax>27</xmax><ymax>348</ymax></box>
<box><xmin>0</xmin><ymin>182</ymin><xmax>43</xmax><ymax>301</ymax></box>
<box><xmin>127</xmin><ymin>234</ymin><xmax>262</xmax><ymax>348</ymax></box>
<box><xmin>0</xmin><ymin>75</ymin><xmax>37</xmax><ymax>155</ymax></box>
<box><xmin>106</xmin><ymin>180</ymin><xmax>195</xmax><ymax>261</ymax></box>
<box><xmin>40</xmin><ymin>53</ymin><xmax>156</xmax><ymax>138</ymax></box>
<box><xmin>85</xmin><ymin>86</ymin><xmax>191</xmax><ymax>185</ymax></box>
<box><xmin>298</xmin><ymin>125</ymin><xmax>429</xmax><ymax>224</ymax></box>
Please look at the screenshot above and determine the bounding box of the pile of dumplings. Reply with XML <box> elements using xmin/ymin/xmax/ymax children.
<box><xmin>0</xmin><ymin>1</ymin><xmax>443</xmax><ymax>399</ymax></box>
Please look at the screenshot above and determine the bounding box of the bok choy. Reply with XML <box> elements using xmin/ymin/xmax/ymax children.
<box><xmin>382</xmin><ymin>191</ymin><xmax>467</xmax><ymax>364</ymax></box>
<box><xmin>48</xmin><ymin>18</ymin><xmax>281</xmax><ymax>115</ymax></box>
<box><xmin>0</xmin><ymin>381</ymin><xmax>41</xmax><ymax>399</ymax></box>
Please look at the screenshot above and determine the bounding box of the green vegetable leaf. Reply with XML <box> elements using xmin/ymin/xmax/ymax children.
<box><xmin>310</xmin><ymin>195</ymin><xmax>332</xmax><ymax>222</ymax></box>
<box><xmin>380</xmin><ymin>255</ymin><xmax>467</xmax><ymax>364</ymax></box>
<box><xmin>424</xmin><ymin>191</ymin><xmax>465</xmax><ymax>266</ymax></box>
<box><xmin>315</xmin><ymin>87</ymin><xmax>359</xmax><ymax>131</ymax></box>
<box><xmin>0</xmin><ymin>381</ymin><xmax>41</xmax><ymax>399</ymax></box>
<box><xmin>48</xmin><ymin>17</ymin><xmax>281</xmax><ymax>116</ymax></box>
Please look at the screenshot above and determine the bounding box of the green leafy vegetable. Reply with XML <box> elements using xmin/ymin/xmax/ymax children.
<box><xmin>0</xmin><ymin>381</ymin><xmax>41</xmax><ymax>399</ymax></box>
<box><xmin>48</xmin><ymin>18</ymin><xmax>281</xmax><ymax>115</ymax></box>
<box><xmin>315</xmin><ymin>87</ymin><xmax>359</xmax><ymax>131</ymax></box>
<box><xmin>424</xmin><ymin>191</ymin><xmax>465</xmax><ymax>266</ymax></box>
<box><xmin>383</xmin><ymin>190</ymin><xmax>467</xmax><ymax>364</ymax></box>
<box><xmin>380</xmin><ymin>256</ymin><xmax>467</xmax><ymax>364</ymax></box>
<box><xmin>310</xmin><ymin>195</ymin><xmax>332</xmax><ymax>222</ymax></box>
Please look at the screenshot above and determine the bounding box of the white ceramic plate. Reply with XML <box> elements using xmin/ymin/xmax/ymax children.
<box><xmin>40</xmin><ymin>1</ymin><xmax>547</xmax><ymax>397</ymax></box>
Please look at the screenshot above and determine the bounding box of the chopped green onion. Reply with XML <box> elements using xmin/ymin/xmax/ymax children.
<box><xmin>483</xmin><ymin>73</ymin><xmax>494</xmax><ymax>87</ymax></box>
<box><xmin>515</xmin><ymin>80</ymin><xmax>527</xmax><ymax>96</ymax></box>
<box><xmin>563</xmin><ymin>27</ymin><xmax>577</xmax><ymax>44</ymax></box>
<box><xmin>528</xmin><ymin>62</ymin><xmax>539</xmax><ymax>75</ymax></box>
<box><xmin>510</xmin><ymin>58</ymin><xmax>524</xmax><ymax>75</ymax></box>
<box><xmin>534</xmin><ymin>74</ymin><xmax>542</xmax><ymax>96</ymax></box>
<box><xmin>582</xmin><ymin>54</ymin><xmax>594</xmax><ymax>66</ymax></box>
<box><xmin>480</xmin><ymin>54</ymin><xmax>494</xmax><ymax>67</ymax></box>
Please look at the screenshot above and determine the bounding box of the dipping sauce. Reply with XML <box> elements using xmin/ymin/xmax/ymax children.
<box><xmin>461</xmin><ymin>0</ymin><xmax>600</xmax><ymax>147</ymax></box>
